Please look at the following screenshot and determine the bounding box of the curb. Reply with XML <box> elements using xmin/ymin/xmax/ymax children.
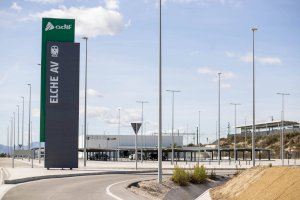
<box><xmin>4</xmin><ymin>169</ymin><xmax>158</xmax><ymax>184</ymax></box>
<box><xmin>195</xmin><ymin>189</ymin><xmax>211</xmax><ymax>200</ymax></box>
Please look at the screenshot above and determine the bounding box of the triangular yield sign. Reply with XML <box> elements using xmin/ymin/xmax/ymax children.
<box><xmin>131</xmin><ymin>123</ymin><xmax>142</xmax><ymax>134</ymax></box>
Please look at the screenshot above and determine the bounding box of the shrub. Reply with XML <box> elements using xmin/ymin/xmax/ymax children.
<box><xmin>268</xmin><ymin>163</ymin><xmax>272</xmax><ymax>167</ymax></box>
<box><xmin>209</xmin><ymin>168</ymin><xmax>217</xmax><ymax>180</ymax></box>
<box><xmin>190</xmin><ymin>164</ymin><xmax>207</xmax><ymax>184</ymax></box>
<box><xmin>172</xmin><ymin>166</ymin><xmax>190</xmax><ymax>186</ymax></box>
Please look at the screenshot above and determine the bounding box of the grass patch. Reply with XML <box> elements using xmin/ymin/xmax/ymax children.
<box><xmin>190</xmin><ymin>164</ymin><xmax>207</xmax><ymax>184</ymax></box>
<box><xmin>171</xmin><ymin>166</ymin><xmax>190</xmax><ymax>186</ymax></box>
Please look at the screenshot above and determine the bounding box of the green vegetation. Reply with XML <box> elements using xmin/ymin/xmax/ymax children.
<box><xmin>172</xmin><ymin>166</ymin><xmax>190</xmax><ymax>186</ymax></box>
<box><xmin>190</xmin><ymin>164</ymin><xmax>207</xmax><ymax>184</ymax></box>
<box><xmin>172</xmin><ymin>165</ymin><xmax>208</xmax><ymax>186</ymax></box>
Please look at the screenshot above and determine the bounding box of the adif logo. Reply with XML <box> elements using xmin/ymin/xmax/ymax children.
<box><xmin>45</xmin><ymin>22</ymin><xmax>72</xmax><ymax>31</ymax></box>
<box><xmin>45</xmin><ymin>22</ymin><xmax>54</xmax><ymax>31</ymax></box>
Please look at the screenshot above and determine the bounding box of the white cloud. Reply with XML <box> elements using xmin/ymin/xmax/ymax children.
<box><xmin>27</xmin><ymin>0</ymin><xmax>64</xmax><ymax>4</ymax></box>
<box><xmin>161</xmin><ymin>0</ymin><xmax>242</xmax><ymax>6</ymax></box>
<box><xmin>105</xmin><ymin>0</ymin><xmax>119</xmax><ymax>10</ymax></box>
<box><xmin>27</xmin><ymin>5</ymin><xmax>125</xmax><ymax>37</ymax></box>
<box><xmin>87</xmin><ymin>89</ymin><xmax>103</xmax><ymax>98</ymax></box>
<box><xmin>258</xmin><ymin>57</ymin><xmax>282</xmax><ymax>65</ymax></box>
<box><xmin>80</xmin><ymin>88</ymin><xmax>103</xmax><ymax>98</ymax></box>
<box><xmin>240</xmin><ymin>53</ymin><xmax>282</xmax><ymax>65</ymax></box>
<box><xmin>81</xmin><ymin>106</ymin><xmax>140</xmax><ymax>126</ymax></box>
<box><xmin>240</xmin><ymin>53</ymin><xmax>252</xmax><ymax>62</ymax></box>
<box><xmin>10</xmin><ymin>2</ymin><xmax>22</xmax><ymax>12</ymax></box>
<box><xmin>124</xmin><ymin>19</ymin><xmax>131</xmax><ymax>28</ymax></box>
<box><xmin>197</xmin><ymin>66</ymin><xmax>235</xmax><ymax>80</ymax></box>
<box><xmin>221</xmin><ymin>83</ymin><xmax>231</xmax><ymax>89</ymax></box>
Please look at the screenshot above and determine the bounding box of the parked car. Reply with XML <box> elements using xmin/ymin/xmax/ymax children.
<box><xmin>90</xmin><ymin>153</ymin><xmax>110</xmax><ymax>161</ymax></box>
<box><xmin>129</xmin><ymin>153</ymin><xmax>145</xmax><ymax>160</ymax></box>
<box><xmin>147</xmin><ymin>153</ymin><xmax>167</xmax><ymax>161</ymax></box>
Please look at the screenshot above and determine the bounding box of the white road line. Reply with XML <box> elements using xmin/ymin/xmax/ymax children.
<box><xmin>106</xmin><ymin>178</ymin><xmax>138</xmax><ymax>200</ymax></box>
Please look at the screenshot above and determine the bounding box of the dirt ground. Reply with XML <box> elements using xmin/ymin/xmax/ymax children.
<box><xmin>210</xmin><ymin>166</ymin><xmax>300</xmax><ymax>200</ymax></box>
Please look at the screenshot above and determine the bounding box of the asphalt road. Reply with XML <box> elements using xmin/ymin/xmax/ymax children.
<box><xmin>3</xmin><ymin>173</ymin><xmax>155</xmax><ymax>200</ymax></box>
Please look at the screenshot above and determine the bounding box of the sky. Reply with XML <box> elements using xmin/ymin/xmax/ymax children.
<box><xmin>0</xmin><ymin>0</ymin><xmax>299</xmax><ymax>146</ymax></box>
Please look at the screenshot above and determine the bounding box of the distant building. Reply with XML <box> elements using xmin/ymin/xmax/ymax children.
<box><xmin>236</xmin><ymin>120</ymin><xmax>300</xmax><ymax>136</ymax></box>
<box><xmin>79</xmin><ymin>135</ymin><xmax>183</xmax><ymax>149</ymax></box>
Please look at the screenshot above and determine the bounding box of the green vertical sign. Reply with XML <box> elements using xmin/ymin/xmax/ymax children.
<box><xmin>41</xmin><ymin>18</ymin><xmax>75</xmax><ymax>142</ymax></box>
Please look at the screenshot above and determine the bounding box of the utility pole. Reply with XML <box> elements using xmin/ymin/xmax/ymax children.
<box><xmin>218</xmin><ymin>72</ymin><xmax>221</xmax><ymax>165</ymax></box>
<box><xmin>166</xmin><ymin>90</ymin><xmax>180</xmax><ymax>165</ymax></box>
<box><xmin>277</xmin><ymin>92</ymin><xmax>290</xmax><ymax>166</ymax></box>
<box><xmin>158</xmin><ymin>0</ymin><xmax>162</xmax><ymax>183</ymax></box>
<box><xmin>137</xmin><ymin>101</ymin><xmax>148</xmax><ymax>163</ymax></box>
<box><xmin>251</xmin><ymin>27</ymin><xmax>258</xmax><ymax>167</ymax></box>
<box><xmin>82</xmin><ymin>36</ymin><xmax>88</xmax><ymax>167</ymax></box>
<box><xmin>230</xmin><ymin>103</ymin><xmax>241</xmax><ymax>162</ymax></box>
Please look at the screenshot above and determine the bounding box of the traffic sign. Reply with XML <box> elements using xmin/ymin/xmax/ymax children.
<box><xmin>131</xmin><ymin>123</ymin><xmax>142</xmax><ymax>134</ymax></box>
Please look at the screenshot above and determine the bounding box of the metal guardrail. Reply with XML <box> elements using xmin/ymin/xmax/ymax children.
<box><xmin>12</xmin><ymin>150</ymin><xmax>34</xmax><ymax>168</ymax></box>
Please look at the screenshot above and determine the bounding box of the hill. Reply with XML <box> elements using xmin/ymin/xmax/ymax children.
<box><xmin>213</xmin><ymin>132</ymin><xmax>300</xmax><ymax>159</ymax></box>
<box><xmin>210</xmin><ymin>166</ymin><xmax>300</xmax><ymax>200</ymax></box>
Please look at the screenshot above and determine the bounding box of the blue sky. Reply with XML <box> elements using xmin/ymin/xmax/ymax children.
<box><xmin>0</xmin><ymin>0</ymin><xmax>299</xmax><ymax>146</ymax></box>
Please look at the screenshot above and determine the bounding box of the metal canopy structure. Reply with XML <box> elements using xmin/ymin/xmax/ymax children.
<box><xmin>237</xmin><ymin>120</ymin><xmax>299</xmax><ymax>130</ymax></box>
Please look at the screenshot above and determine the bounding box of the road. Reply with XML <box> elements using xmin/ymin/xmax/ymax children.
<box><xmin>3</xmin><ymin>173</ymin><xmax>155</xmax><ymax>200</ymax></box>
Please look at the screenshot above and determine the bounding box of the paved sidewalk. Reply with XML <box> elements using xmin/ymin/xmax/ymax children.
<box><xmin>1</xmin><ymin>158</ymin><xmax>298</xmax><ymax>184</ymax></box>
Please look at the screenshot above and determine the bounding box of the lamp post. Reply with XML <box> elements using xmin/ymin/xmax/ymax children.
<box><xmin>166</xmin><ymin>90</ymin><xmax>180</xmax><ymax>165</ymax></box>
<box><xmin>17</xmin><ymin>105</ymin><xmax>20</xmax><ymax>149</ymax></box>
<box><xmin>117</xmin><ymin>107</ymin><xmax>121</xmax><ymax>161</ymax></box>
<box><xmin>82</xmin><ymin>36</ymin><xmax>88</xmax><ymax>167</ymax></box>
<box><xmin>244</xmin><ymin>117</ymin><xmax>247</xmax><ymax>148</ymax></box>
<box><xmin>137</xmin><ymin>101</ymin><xmax>148</xmax><ymax>163</ymax></box>
<box><xmin>21</xmin><ymin>96</ymin><xmax>24</xmax><ymax>149</ymax></box>
<box><xmin>251</xmin><ymin>27</ymin><xmax>257</xmax><ymax>167</ymax></box>
<box><xmin>230</xmin><ymin>103</ymin><xmax>241</xmax><ymax>162</ymax></box>
<box><xmin>7</xmin><ymin>125</ymin><xmax>9</xmax><ymax>157</ymax></box>
<box><xmin>13</xmin><ymin>112</ymin><xmax>16</xmax><ymax>151</ymax></box>
<box><xmin>217</xmin><ymin>72</ymin><xmax>221</xmax><ymax>165</ymax></box>
<box><xmin>276</xmin><ymin>92</ymin><xmax>290</xmax><ymax>166</ymax></box>
<box><xmin>158</xmin><ymin>0</ymin><xmax>162</xmax><ymax>183</ymax></box>
<box><xmin>27</xmin><ymin>84</ymin><xmax>31</xmax><ymax>155</ymax></box>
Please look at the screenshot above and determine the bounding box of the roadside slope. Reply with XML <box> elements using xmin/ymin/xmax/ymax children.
<box><xmin>210</xmin><ymin>166</ymin><xmax>300</xmax><ymax>200</ymax></box>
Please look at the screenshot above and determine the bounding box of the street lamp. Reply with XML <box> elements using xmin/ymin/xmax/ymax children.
<box><xmin>158</xmin><ymin>0</ymin><xmax>163</xmax><ymax>183</ymax></box>
<box><xmin>276</xmin><ymin>92</ymin><xmax>290</xmax><ymax>166</ymax></box>
<box><xmin>82</xmin><ymin>36</ymin><xmax>88</xmax><ymax>167</ymax></box>
<box><xmin>27</xmin><ymin>84</ymin><xmax>31</xmax><ymax>154</ymax></box>
<box><xmin>21</xmin><ymin>96</ymin><xmax>25</xmax><ymax>149</ymax></box>
<box><xmin>117</xmin><ymin>107</ymin><xmax>121</xmax><ymax>161</ymax></box>
<box><xmin>251</xmin><ymin>27</ymin><xmax>257</xmax><ymax>167</ymax></box>
<box><xmin>137</xmin><ymin>100</ymin><xmax>148</xmax><ymax>163</ymax></box>
<box><xmin>217</xmin><ymin>73</ymin><xmax>222</xmax><ymax>165</ymax></box>
<box><xmin>166</xmin><ymin>90</ymin><xmax>180</xmax><ymax>165</ymax></box>
<box><xmin>17</xmin><ymin>105</ymin><xmax>20</xmax><ymax>149</ymax></box>
<box><xmin>230</xmin><ymin>103</ymin><xmax>241</xmax><ymax>162</ymax></box>
<box><xmin>13</xmin><ymin>112</ymin><xmax>16</xmax><ymax>151</ymax></box>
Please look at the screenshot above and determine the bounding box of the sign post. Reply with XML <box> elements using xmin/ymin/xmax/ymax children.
<box><xmin>44</xmin><ymin>41</ymin><xmax>79</xmax><ymax>169</ymax></box>
<box><xmin>41</xmin><ymin>18</ymin><xmax>75</xmax><ymax>142</ymax></box>
<box><xmin>131</xmin><ymin>123</ymin><xmax>142</xmax><ymax>170</ymax></box>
